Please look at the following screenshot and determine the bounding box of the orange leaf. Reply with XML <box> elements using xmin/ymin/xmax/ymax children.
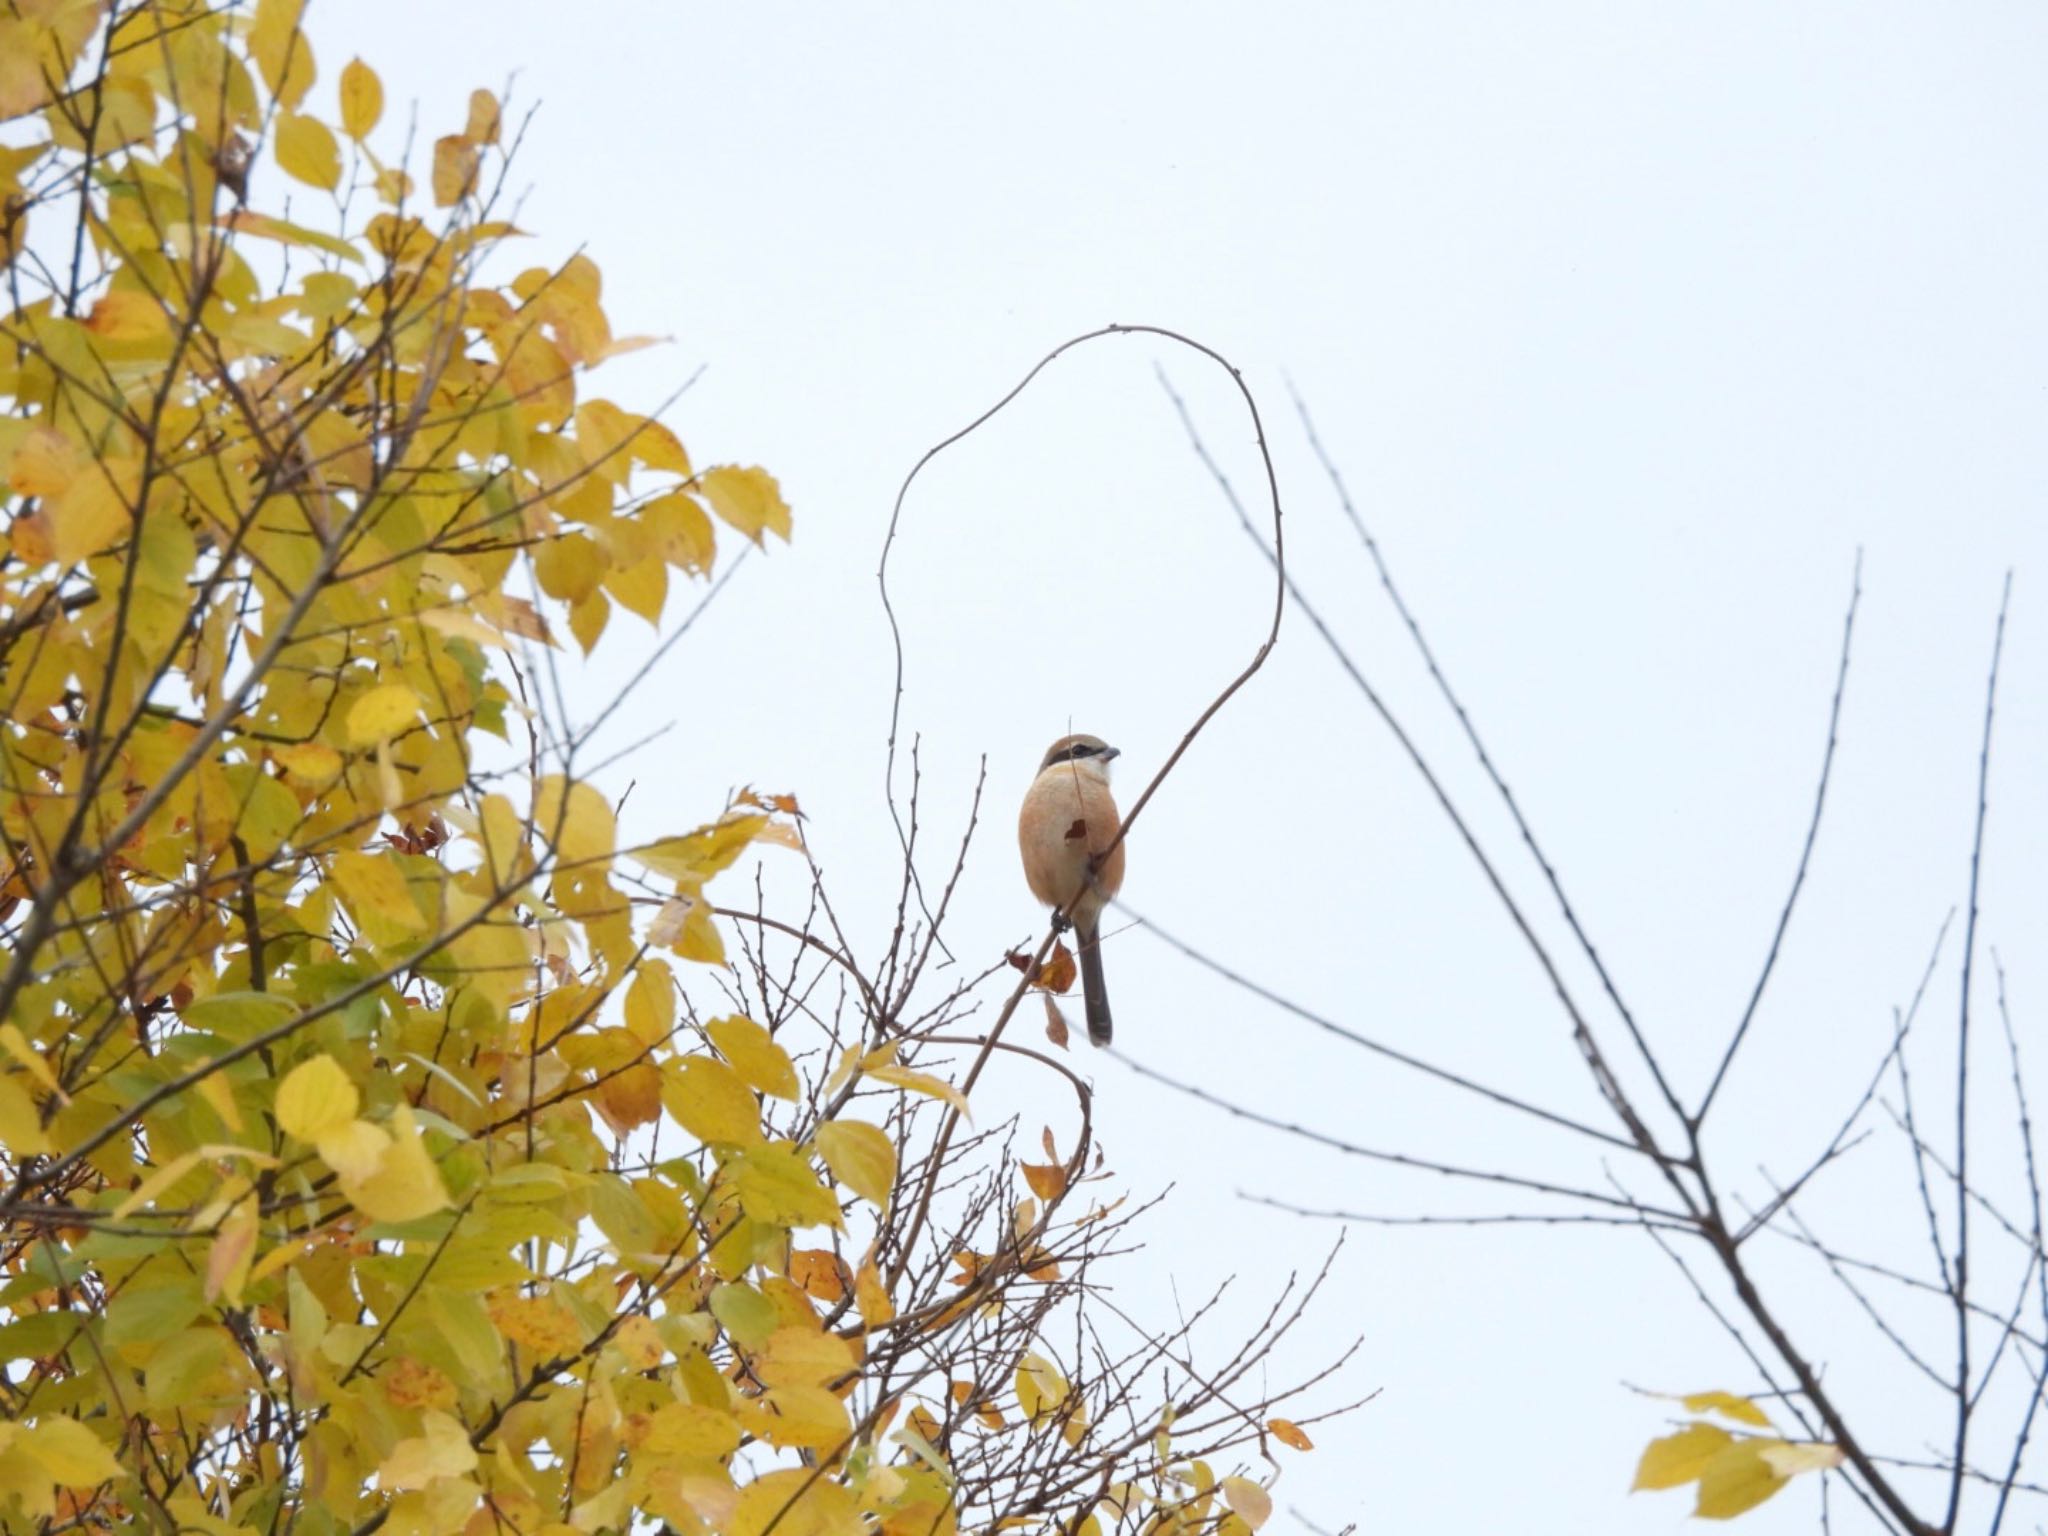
<box><xmin>487</xmin><ymin>1293</ymin><xmax>584</xmax><ymax>1356</ymax></box>
<box><xmin>8</xmin><ymin>426</ymin><xmax>79</xmax><ymax>497</ymax></box>
<box><xmin>1035</xmin><ymin>941</ymin><xmax>1077</xmax><ymax>995</ymax></box>
<box><xmin>1268</xmin><ymin>1417</ymin><xmax>1314</xmax><ymax>1451</ymax></box>
<box><xmin>789</xmin><ymin>1249</ymin><xmax>851</xmax><ymax>1304</ymax></box>
<box><xmin>1042</xmin><ymin>994</ymin><xmax>1070</xmax><ymax>1049</ymax></box>
<box><xmin>382</xmin><ymin>1358</ymin><xmax>458</xmax><ymax>1410</ymax></box>
<box><xmin>594</xmin><ymin>1060</ymin><xmax>661</xmax><ymax>1135</ymax></box>
<box><xmin>1021</xmin><ymin>1162</ymin><xmax>1067</xmax><ymax>1201</ymax></box>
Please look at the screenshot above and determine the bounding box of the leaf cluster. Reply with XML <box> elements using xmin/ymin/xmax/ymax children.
<box><xmin>0</xmin><ymin>9</ymin><xmax>1355</xmax><ymax>1536</ymax></box>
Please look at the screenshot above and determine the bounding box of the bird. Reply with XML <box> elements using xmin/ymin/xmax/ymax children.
<box><xmin>1017</xmin><ymin>733</ymin><xmax>1126</xmax><ymax>1045</ymax></box>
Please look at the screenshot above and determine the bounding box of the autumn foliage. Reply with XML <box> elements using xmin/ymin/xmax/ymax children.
<box><xmin>0</xmin><ymin>6</ymin><xmax>1345</xmax><ymax>1536</ymax></box>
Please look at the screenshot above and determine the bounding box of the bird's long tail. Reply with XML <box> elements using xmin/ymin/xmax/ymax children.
<box><xmin>1078</xmin><ymin>924</ymin><xmax>1112</xmax><ymax>1047</ymax></box>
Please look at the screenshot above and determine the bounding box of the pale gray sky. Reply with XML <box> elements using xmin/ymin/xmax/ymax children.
<box><xmin>320</xmin><ymin>5</ymin><xmax>2047</xmax><ymax>1530</ymax></box>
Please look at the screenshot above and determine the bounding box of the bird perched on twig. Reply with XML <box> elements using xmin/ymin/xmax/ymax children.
<box><xmin>1018</xmin><ymin>733</ymin><xmax>1126</xmax><ymax>1045</ymax></box>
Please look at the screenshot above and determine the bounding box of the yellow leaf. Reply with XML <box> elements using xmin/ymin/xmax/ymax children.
<box><xmin>1014</xmin><ymin>1352</ymin><xmax>1070</xmax><ymax>1429</ymax></box>
<box><xmin>534</xmin><ymin>774</ymin><xmax>615</xmax><ymax>866</ymax></box>
<box><xmin>52</xmin><ymin>459</ymin><xmax>136</xmax><ymax>565</ymax></box>
<box><xmin>638</xmin><ymin>1401</ymin><xmax>741</xmax><ymax>1461</ymax></box>
<box><xmin>663</xmin><ymin>1056</ymin><xmax>761</xmax><ymax>1145</ymax></box>
<box><xmin>7</xmin><ymin>425</ymin><xmax>78</xmax><ymax>497</ymax></box>
<box><xmin>143</xmin><ymin>1326</ymin><xmax>232</xmax><ymax>1410</ymax></box>
<box><xmin>0</xmin><ymin>1075</ymin><xmax>50</xmax><ymax>1156</ymax></box>
<box><xmin>52</xmin><ymin>72</ymin><xmax>151</xmax><ymax>152</ymax></box>
<box><xmin>624</xmin><ymin>960</ymin><xmax>676</xmax><ymax>1044</ymax></box>
<box><xmin>729</xmin><ymin>1469</ymin><xmax>862</xmax><ymax>1536</ymax></box>
<box><xmin>737</xmin><ymin>1385</ymin><xmax>852</xmax><ymax>1452</ymax></box>
<box><xmin>709</xmin><ymin>1282</ymin><xmax>780</xmax><ymax>1349</ymax></box>
<box><xmin>432</xmin><ymin>134</ymin><xmax>480</xmax><ymax>205</ymax></box>
<box><xmin>338</xmin><ymin>57</ymin><xmax>382</xmax><ymax>139</ymax></box>
<box><xmin>22</xmin><ymin>1416</ymin><xmax>124</xmax><ymax>1488</ymax></box>
<box><xmin>205</xmin><ymin>1195</ymin><xmax>258</xmax><ymax>1303</ymax></box>
<box><xmin>641</xmin><ymin>491</ymin><xmax>715</xmax><ymax>574</ymax></box>
<box><xmin>647</xmin><ymin>894</ymin><xmax>693</xmax><ymax>949</ymax></box>
<box><xmin>815</xmin><ymin>1119</ymin><xmax>896</xmax><ymax>1209</ymax></box>
<box><xmin>86</xmin><ymin>290</ymin><xmax>169</xmax><ymax>342</ymax></box>
<box><xmin>903</xmin><ymin>1404</ymin><xmax>943</xmax><ymax>1448</ymax></box>
<box><xmin>194</xmin><ymin>1071</ymin><xmax>243</xmax><ymax>1132</ymax></box>
<box><xmin>729</xmin><ymin>1142</ymin><xmax>843</xmax><ymax>1230</ymax></box>
<box><xmin>1759</xmin><ymin>1441</ymin><xmax>1845</xmax><ymax>1479</ymax></box>
<box><xmin>1695</xmin><ymin>1440</ymin><xmax>1790</xmax><ymax>1520</ymax></box>
<box><xmin>222</xmin><ymin>208</ymin><xmax>364</xmax><ymax>263</ymax></box>
<box><xmin>604</xmin><ymin>549</ymin><xmax>668</xmax><ymax>624</ymax></box>
<box><xmin>330</xmin><ymin>849</ymin><xmax>428</xmax><ymax>937</ymax></box>
<box><xmin>572</xmin><ymin>1485</ymin><xmax>630</xmax><ymax>1534</ymax></box>
<box><xmin>633</xmin><ymin>813</ymin><xmax>769</xmax><ymax>885</ymax></box>
<box><xmin>341</xmin><ymin>1105</ymin><xmax>451</xmax><ymax>1224</ymax></box>
<box><xmin>865</xmin><ymin>1062</ymin><xmax>969</xmax><ymax>1118</ymax></box>
<box><xmin>249</xmin><ymin>0</ymin><xmax>315</xmax><ymax>108</ymax></box>
<box><xmin>707</xmin><ymin>1015</ymin><xmax>799</xmax><ymax>1099</ymax></box>
<box><xmin>753</xmin><ymin>1327</ymin><xmax>856</xmax><ymax>1388</ymax></box>
<box><xmin>464</xmin><ymin>791</ymin><xmax>517</xmax><ymax>859</ymax></box>
<box><xmin>633</xmin><ymin>418</ymin><xmax>692</xmax><ymax>476</ymax></box>
<box><xmin>611</xmin><ymin>1315</ymin><xmax>665</xmax><ymax>1370</ymax></box>
<box><xmin>535</xmin><ymin>532</ymin><xmax>607</xmax><ymax>602</ymax></box>
<box><xmin>1632</xmin><ymin>1422</ymin><xmax>1734</xmax><ymax>1491</ymax></box>
<box><xmin>377</xmin><ymin>1409</ymin><xmax>478</xmax><ymax>1490</ymax></box>
<box><xmin>273</xmin><ymin>740</ymin><xmax>343</xmax><ymax>784</ymax></box>
<box><xmin>112</xmin><ymin>1147</ymin><xmax>208</xmax><ymax>1219</ymax></box>
<box><xmin>465</xmin><ymin>88</ymin><xmax>502</xmax><ymax>145</ymax></box>
<box><xmin>854</xmin><ymin>1255</ymin><xmax>894</xmax><ymax>1329</ymax></box>
<box><xmin>697</xmin><ymin>465</ymin><xmax>793</xmax><ymax>545</ymax></box>
<box><xmin>565</xmin><ymin>588</ymin><xmax>609</xmax><ymax>653</ymax></box>
<box><xmin>347</xmin><ymin>682</ymin><xmax>422</xmax><ymax>744</ymax></box>
<box><xmin>1676</xmin><ymin>1390</ymin><xmax>1774</xmax><ymax>1428</ymax></box>
<box><xmin>314</xmin><ymin>1118</ymin><xmax>390</xmax><ymax>1182</ymax></box>
<box><xmin>276</xmin><ymin>111</ymin><xmax>341</xmax><ymax>191</ymax></box>
<box><xmin>374</xmin><ymin>736</ymin><xmax>404</xmax><ymax>811</ymax></box>
<box><xmin>1219</xmin><ymin>1477</ymin><xmax>1272</xmax><ymax>1531</ymax></box>
<box><xmin>275</xmin><ymin>1053</ymin><xmax>358</xmax><ymax>1140</ymax></box>
<box><xmin>0</xmin><ymin>20</ymin><xmax>69</xmax><ymax>118</ymax></box>
<box><xmin>417</xmin><ymin>606</ymin><xmax>512</xmax><ymax>652</ymax></box>
<box><xmin>0</xmin><ymin>1023</ymin><xmax>60</xmax><ymax>1096</ymax></box>
<box><xmin>574</xmin><ymin>399</ymin><xmax>634</xmax><ymax>478</ymax></box>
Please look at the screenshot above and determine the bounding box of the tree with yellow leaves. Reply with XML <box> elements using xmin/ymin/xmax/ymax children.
<box><xmin>0</xmin><ymin>6</ymin><xmax>1353</xmax><ymax>1535</ymax></box>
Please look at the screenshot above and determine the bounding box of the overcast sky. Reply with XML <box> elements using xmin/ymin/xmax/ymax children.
<box><xmin>317</xmin><ymin>5</ymin><xmax>2047</xmax><ymax>1530</ymax></box>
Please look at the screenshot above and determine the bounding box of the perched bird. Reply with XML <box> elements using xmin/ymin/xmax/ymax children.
<box><xmin>1017</xmin><ymin>733</ymin><xmax>1126</xmax><ymax>1045</ymax></box>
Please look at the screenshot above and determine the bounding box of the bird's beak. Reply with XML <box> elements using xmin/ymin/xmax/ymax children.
<box><xmin>1101</xmin><ymin>746</ymin><xmax>1121</xmax><ymax>761</ymax></box>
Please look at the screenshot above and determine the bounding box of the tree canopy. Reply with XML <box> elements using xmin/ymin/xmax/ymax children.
<box><xmin>0</xmin><ymin>6</ymin><xmax>1343</xmax><ymax>1536</ymax></box>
